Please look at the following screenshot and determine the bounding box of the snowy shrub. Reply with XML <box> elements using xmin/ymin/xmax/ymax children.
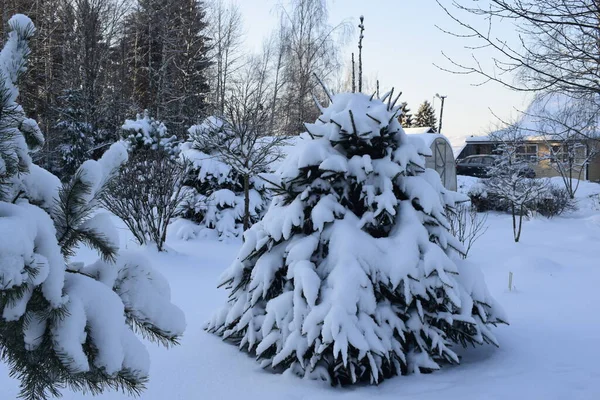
<box><xmin>469</xmin><ymin>180</ymin><xmax>573</xmax><ymax>219</ymax></box>
<box><xmin>534</xmin><ymin>184</ymin><xmax>575</xmax><ymax>218</ymax></box>
<box><xmin>0</xmin><ymin>16</ymin><xmax>185</xmax><ymax>399</ymax></box>
<box><xmin>177</xmin><ymin>117</ymin><xmax>270</xmax><ymax>240</ymax></box>
<box><xmin>468</xmin><ymin>184</ymin><xmax>509</xmax><ymax>213</ymax></box>
<box><xmin>104</xmin><ymin>115</ymin><xmax>186</xmax><ymax>251</ymax></box>
<box><xmin>122</xmin><ymin>111</ymin><xmax>179</xmax><ymax>158</ymax></box>
<box><xmin>207</xmin><ymin>90</ymin><xmax>507</xmax><ymax>385</ymax></box>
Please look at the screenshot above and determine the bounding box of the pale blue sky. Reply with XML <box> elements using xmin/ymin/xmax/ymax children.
<box><xmin>236</xmin><ymin>0</ymin><xmax>531</xmax><ymax>147</ymax></box>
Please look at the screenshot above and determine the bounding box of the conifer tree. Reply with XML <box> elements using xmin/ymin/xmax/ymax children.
<box><xmin>399</xmin><ymin>102</ymin><xmax>413</xmax><ymax>128</ymax></box>
<box><xmin>52</xmin><ymin>88</ymin><xmax>95</xmax><ymax>179</ymax></box>
<box><xmin>121</xmin><ymin>111</ymin><xmax>179</xmax><ymax>157</ymax></box>
<box><xmin>120</xmin><ymin>0</ymin><xmax>211</xmax><ymax>137</ymax></box>
<box><xmin>414</xmin><ymin>100</ymin><xmax>438</xmax><ymax>131</ymax></box>
<box><xmin>0</xmin><ymin>15</ymin><xmax>185</xmax><ymax>399</ymax></box>
<box><xmin>207</xmin><ymin>90</ymin><xmax>506</xmax><ymax>384</ymax></box>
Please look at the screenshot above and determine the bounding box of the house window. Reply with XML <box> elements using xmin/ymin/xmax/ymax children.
<box><xmin>550</xmin><ymin>143</ymin><xmax>587</xmax><ymax>164</ymax></box>
<box><xmin>516</xmin><ymin>144</ymin><xmax>538</xmax><ymax>161</ymax></box>
<box><xmin>550</xmin><ymin>145</ymin><xmax>569</xmax><ymax>162</ymax></box>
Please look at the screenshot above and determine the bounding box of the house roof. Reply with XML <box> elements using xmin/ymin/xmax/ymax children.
<box><xmin>465</xmin><ymin>135</ymin><xmax>492</xmax><ymax>143</ymax></box>
<box><xmin>465</xmin><ymin>133</ymin><xmax>588</xmax><ymax>144</ymax></box>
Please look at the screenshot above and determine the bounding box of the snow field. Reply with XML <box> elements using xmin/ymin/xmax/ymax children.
<box><xmin>1</xmin><ymin>178</ymin><xmax>595</xmax><ymax>399</ymax></box>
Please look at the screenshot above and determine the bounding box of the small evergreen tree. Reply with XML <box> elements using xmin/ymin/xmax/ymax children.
<box><xmin>414</xmin><ymin>100</ymin><xmax>438</xmax><ymax>131</ymax></box>
<box><xmin>0</xmin><ymin>16</ymin><xmax>185</xmax><ymax>399</ymax></box>
<box><xmin>121</xmin><ymin>111</ymin><xmax>179</xmax><ymax>157</ymax></box>
<box><xmin>399</xmin><ymin>102</ymin><xmax>413</xmax><ymax>127</ymax></box>
<box><xmin>207</xmin><ymin>90</ymin><xmax>506</xmax><ymax>385</ymax></box>
<box><xmin>53</xmin><ymin>88</ymin><xmax>95</xmax><ymax>179</ymax></box>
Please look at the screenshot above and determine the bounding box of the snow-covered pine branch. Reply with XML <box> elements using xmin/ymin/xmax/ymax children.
<box><xmin>207</xmin><ymin>91</ymin><xmax>507</xmax><ymax>385</ymax></box>
<box><xmin>0</xmin><ymin>16</ymin><xmax>185</xmax><ymax>399</ymax></box>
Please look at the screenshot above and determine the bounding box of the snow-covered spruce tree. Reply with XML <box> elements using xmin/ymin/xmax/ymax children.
<box><xmin>177</xmin><ymin>117</ymin><xmax>270</xmax><ymax>240</ymax></box>
<box><xmin>0</xmin><ymin>15</ymin><xmax>185</xmax><ymax>399</ymax></box>
<box><xmin>207</xmin><ymin>90</ymin><xmax>506</xmax><ymax>385</ymax></box>
<box><xmin>413</xmin><ymin>100</ymin><xmax>437</xmax><ymax>131</ymax></box>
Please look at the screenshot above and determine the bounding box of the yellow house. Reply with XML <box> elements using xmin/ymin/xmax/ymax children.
<box><xmin>457</xmin><ymin>135</ymin><xmax>600</xmax><ymax>181</ymax></box>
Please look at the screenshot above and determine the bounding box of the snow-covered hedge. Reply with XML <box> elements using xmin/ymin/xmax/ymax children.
<box><xmin>0</xmin><ymin>15</ymin><xmax>185</xmax><ymax>399</ymax></box>
<box><xmin>176</xmin><ymin>117</ymin><xmax>268</xmax><ymax>240</ymax></box>
<box><xmin>207</xmin><ymin>91</ymin><xmax>507</xmax><ymax>385</ymax></box>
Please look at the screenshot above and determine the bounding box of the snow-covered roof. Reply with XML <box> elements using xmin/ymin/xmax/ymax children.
<box><xmin>403</xmin><ymin>127</ymin><xmax>435</xmax><ymax>134</ymax></box>
<box><xmin>465</xmin><ymin>135</ymin><xmax>492</xmax><ymax>143</ymax></box>
<box><xmin>409</xmin><ymin>133</ymin><xmax>451</xmax><ymax>147</ymax></box>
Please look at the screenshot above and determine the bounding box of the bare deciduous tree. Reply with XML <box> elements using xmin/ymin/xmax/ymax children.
<box><xmin>206</xmin><ymin>0</ymin><xmax>245</xmax><ymax>115</ymax></box>
<box><xmin>277</xmin><ymin>0</ymin><xmax>350</xmax><ymax>134</ymax></box>
<box><xmin>446</xmin><ymin>203</ymin><xmax>488</xmax><ymax>258</ymax></box>
<box><xmin>517</xmin><ymin>94</ymin><xmax>600</xmax><ymax>198</ymax></box>
<box><xmin>486</xmin><ymin>127</ymin><xmax>549</xmax><ymax>242</ymax></box>
<box><xmin>195</xmin><ymin>62</ymin><xmax>289</xmax><ymax>231</ymax></box>
<box><xmin>437</xmin><ymin>0</ymin><xmax>600</xmax><ymax>97</ymax></box>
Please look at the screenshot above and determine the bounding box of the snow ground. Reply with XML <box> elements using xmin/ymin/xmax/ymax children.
<box><xmin>3</xmin><ymin>178</ymin><xmax>600</xmax><ymax>399</ymax></box>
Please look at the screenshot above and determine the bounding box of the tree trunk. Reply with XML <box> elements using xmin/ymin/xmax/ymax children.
<box><xmin>515</xmin><ymin>205</ymin><xmax>524</xmax><ymax>243</ymax></box>
<box><xmin>511</xmin><ymin>203</ymin><xmax>518</xmax><ymax>242</ymax></box>
<box><xmin>243</xmin><ymin>173</ymin><xmax>250</xmax><ymax>233</ymax></box>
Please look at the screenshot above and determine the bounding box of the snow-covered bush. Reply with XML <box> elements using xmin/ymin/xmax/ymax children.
<box><xmin>104</xmin><ymin>114</ymin><xmax>186</xmax><ymax>251</ymax></box>
<box><xmin>0</xmin><ymin>16</ymin><xmax>185</xmax><ymax>399</ymax></box>
<box><xmin>207</xmin><ymin>91</ymin><xmax>507</xmax><ymax>385</ymax></box>
<box><xmin>177</xmin><ymin>117</ymin><xmax>269</xmax><ymax>240</ymax></box>
<box><xmin>122</xmin><ymin>111</ymin><xmax>179</xmax><ymax>157</ymax></box>
<box><xmin>535</xmin><ymin>184</ymin><xmax>575</xmax><ymax>217</ymax></box>
<box><xmin>469</xmin><ymin>179</ymin><xmax>574</xmax><ymax>219</ymax></box>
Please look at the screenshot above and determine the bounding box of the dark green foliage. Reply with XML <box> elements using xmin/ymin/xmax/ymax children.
<box><xmin>120</xmin><ymin>0</ymin><xmax>211</xmax><ymax>137</ymax></box>
<box><xmin>209</xmin><ymin>93</ymin><xmax>505</xmax><ymax>386</ymax></box>
<box><xmin>1</xmin><ymin>16</ymin><xmax>185</xmax><ymax>399</ymax></box>
<box><xmin>0</xmin><ymin>20</ymin><xmax>40</xmax><ymax>202</ymax></box>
